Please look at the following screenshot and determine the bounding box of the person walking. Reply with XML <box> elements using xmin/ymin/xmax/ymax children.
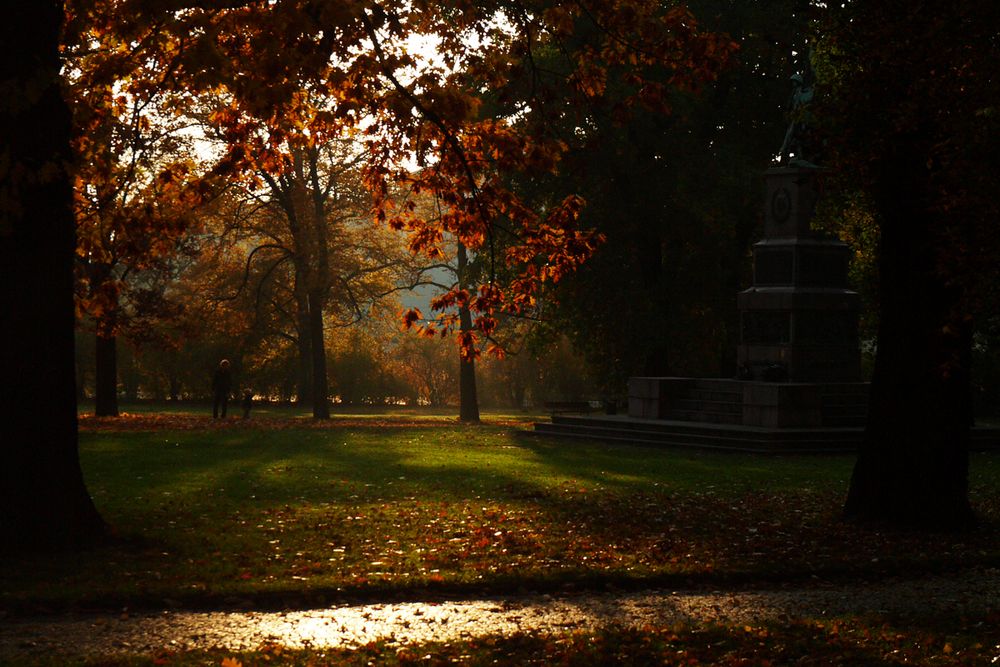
<box><xmin>212</xmin><ymin>359</ymin><xmax>232</xmax><ymax>418</ymax></box>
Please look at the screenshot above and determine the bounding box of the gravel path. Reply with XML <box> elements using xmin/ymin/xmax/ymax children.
<box><xmin>3</xmin><ymin>569</ymin><xmax>998</xmax><ymax>658</ymax></box>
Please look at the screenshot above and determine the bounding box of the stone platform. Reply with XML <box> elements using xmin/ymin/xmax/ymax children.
<box><xmin>531</xmin><ymin>413</ymin><xmax>1000</xmax><ymax>454</ymax></box>
<box><xmin>627</xmin><ymin>377</ymin><xmax>868</xmax><ymax>428</ymax></box>
<box><xmin>532</xmin><ymin>413</ymin><xmax>863</xmax><ymax>453</ymax></box>
<box><xmin>530</xmin><ymin>377</ymin><xmax>1000</xmax><ymax>453</ymax></box>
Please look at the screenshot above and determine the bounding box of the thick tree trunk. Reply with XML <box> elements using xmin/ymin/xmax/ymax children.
<box><xmin>0</xmin><ymin>2</ymin><xmax>105</xmax><ymax>548</ymax></box>
<box><xmin>305</xmin><ymin>152</ymin><xmax>331</xmax><ymax>419</ymax></box>
<box><xmin>308</xmin><ymin>290</ymin><xmax>330</xmax><ymax>419</ymax></box>
<box><xmin>94</xmin><ymin>333</ymin><xmax>119</xmax><ymax>416</ymax></box>
<box><xmin>844</xmin><ymin>148</ymin><xmax>974</xmax><ymax>528</ymax></box>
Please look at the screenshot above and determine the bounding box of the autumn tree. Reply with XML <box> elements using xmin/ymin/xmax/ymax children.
<box><xmin>817</xmin><ymin>0</ymin><xmax>1000</xmax><ymax>527</ymax></box>
<box><xmin>217</xmin><ymin>139</ymin><xmax>360</xmax><ymax>419</ymax></box>
<box><xmin>399</xmin><ymin>229</ymin><xmax>485</xmax><ymax>421</ymax></box>
<box><xmin>329</xmin><ymin>318</ymin><xmax>415</xmax><ymax>406</ymax></box>
<box><xmin>394</xmin><ymin>334</ymin><xmax>459</xmax><ymax>408</ymax></box>
<box><xmin>137</xmin><ymin>225</ymin><xmax>258</xmax><ymax>400</ymax></box>
<box><xmin>476</xmin><ymin>333</ymin><xmax>598</xmax><ymax>409</ymax></box>
<box><xmin>64</xmin><ymin>11</ymin><xmax>221</xmax><ymax>416</ymax></box>
<box><xmin>197</xmin><ymin>129</ymin><xmax>422</xmax><ymax>416</ymax></box>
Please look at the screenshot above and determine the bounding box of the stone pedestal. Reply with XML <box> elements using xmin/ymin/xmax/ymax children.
<box><xmin>737</xmin><ymin>166</ymin><xmax>861</xmax><ymax>382</ymax></box>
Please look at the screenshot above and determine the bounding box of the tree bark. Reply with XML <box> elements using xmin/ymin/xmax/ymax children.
<box><xmin>0</xmin><ymin>1</ymin><xmax>105</xmax><ymax>548</ymax></box>
<box><xmin>295</xmin><ymin>283</ymin><xmax>313</xmax><ymax>405</ymax></box>
<box><xmin>94</xmin><ymin>333</ymin><xmax>119</xmax><ymax>416</ymax></box>
<box><xmin>844</xmin><ymin>143</ymin><xmax>974</xmax><ymax>528</ymax></box>
<box><xmin>307</xmin><ymin>150</ymin><xmax>331</xmax><ymax>419</ymax></box>
<box><xmin>458</xmin><ymin>304</ymin><xmax>480</xmax><ymax>423</ymax></box>
<box><xmin>308</xmin><ymin>290</ymin><xmax>330</xmax><ymax>419</ymax></box>
<box><xmin>296</xmin><ymin>331</ymin><xmax>313</xmax><ymax>405</ymax></box>
<box><xmin>456</xmin><ymin>243</ymin><xmax>480</xmax><ymax>423</ymax></box>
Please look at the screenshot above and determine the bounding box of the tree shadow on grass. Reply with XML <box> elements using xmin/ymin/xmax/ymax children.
<box><xmin>5</xmin><ymin>427</ymin><xmax>999</xmax><ymax>616</ymax></box>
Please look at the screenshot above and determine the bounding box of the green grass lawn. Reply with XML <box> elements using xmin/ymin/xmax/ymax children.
<box><xmin>5</xmin><ymin>411</ymin><xmax>1000</xmax><ymax>665</ymax></box>
<box><xmin>5</xmin><ymin>411</ymin><xmax>1000</xmax><ymax>612</ymax></box>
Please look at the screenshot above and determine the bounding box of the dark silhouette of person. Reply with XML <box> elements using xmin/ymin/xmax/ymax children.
<box><xmin>212</xmin><ymin>359</ymin><xmax>232</xmax><ymax>418</ymax></box>
<box><xmin>242</xmin><ymin>390</ymin><xmax>253</xmax><ymax>419</ymax></box>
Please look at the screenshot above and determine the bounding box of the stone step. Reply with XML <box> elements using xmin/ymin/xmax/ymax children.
<box><xmin>536</xmin><ymin>416</ymin><xmax>1000</xmax><ymax>452</ymax></box>
<box><xmin>550</xmin><ymin>414</ymin><xmax>864</xmax><ymax>442</ymax></box>
<box><xmin>552</xmin><ymin>415</ymin><xmax>857</xmax><ymax>440</ymax></box>
<box><xmin>532</xmin><ymin>421</ymin><xmax>859</xmax><ymax>453</ymax></box>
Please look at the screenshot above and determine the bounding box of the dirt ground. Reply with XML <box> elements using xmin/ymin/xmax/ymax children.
<box><xmin>2</xmin><ymin>567</ymin><xmax>997</xmax><ymax>659</ymax></box>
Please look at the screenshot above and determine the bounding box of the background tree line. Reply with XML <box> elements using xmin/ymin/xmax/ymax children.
<box><xmin>74</xmin><ymin>320</ymin><xmax>597</xmax><ymax>411</ymax></box>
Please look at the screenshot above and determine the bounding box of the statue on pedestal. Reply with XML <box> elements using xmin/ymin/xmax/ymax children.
<box><xmin>778</xmin><ymin>61</ymin><xmax>819</xmax><ymax>168</ymax></box>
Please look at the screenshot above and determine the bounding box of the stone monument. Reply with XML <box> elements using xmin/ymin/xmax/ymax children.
<box><xmin>738</xmin><ymin>62</ymin><xmax>859</xmax><ymax>382</ymax></box>
<box><xmin>624</xmin><ymin>64</ymin><xmax>867</xmax><ymax>433</ymax></box>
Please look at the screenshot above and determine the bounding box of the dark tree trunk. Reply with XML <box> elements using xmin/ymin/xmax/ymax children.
<box><xmin>0</xmin><ymin>2</ymin><xmax>105</xmax><ymax>548</ymax></box>
<box><xmin>308</xmin><ymin>290</ymin><xmax>330</xmax><ymax>419</ymax></box>
<box><xmin>458</xmin><ymin>304</ymin><xmax>480</xmax><ymax>423</ymax></box>
<box><xmin>94</xmin><ymin>333</ymin><xmax>119</xmax><ymax>416</ymax></box>
<box><xmin>296</xmin><ymin>310</ymin><xmax>313</xmax><ymax>406</ymax></box>
<box><xmin>844</xmin><ymin>144</ymin><xmax>974</xmax><ymax>528</ymax></box>
<box><xmin>456</xmin><ymin>243</ymin><xmax>480</xmax><ymax>423</ymax></box>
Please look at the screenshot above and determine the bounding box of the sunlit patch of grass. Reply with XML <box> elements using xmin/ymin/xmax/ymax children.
<box><xmin>2</xmin><ymin>416</ymin><xmax>1000</xmax><ymax>613</ymax></box>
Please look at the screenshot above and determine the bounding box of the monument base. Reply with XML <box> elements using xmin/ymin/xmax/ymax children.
<box><xmin>532</xmin><ymin>377</ymin><xmax>1000</xmax><ymax>452</ymax></box>
<box><xmin>627</xmin><ymin>376</ymin><xmax>868</xmax><ymax>428</ymax></box>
